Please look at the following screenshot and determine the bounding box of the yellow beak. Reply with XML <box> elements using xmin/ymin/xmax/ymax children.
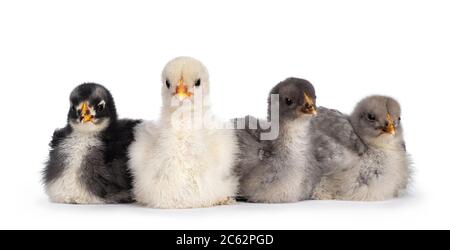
<box><xmin>175</xmin><ymin>78</ymin><xmax>193</xmax><ymax>101</ymax></box>
<box><xmin>302</xmin><ymin>93</ymin><xmax>317</xmax><ymax>116</ymax></box>
<box><xmin>383</xmin><ymin>113</ymin><xmax>396</xmax><ymax>135</ymax></box>
<box><xmin>81</xmin><ymin>102</ymin><xmax>93</xmax><ymax>123</ymax></box>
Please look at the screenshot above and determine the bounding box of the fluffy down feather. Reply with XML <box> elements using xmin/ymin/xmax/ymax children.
<box><xmin>311</xmin><ymin>101</ymin><xmax>412</xmax><ymax>201</ymax></box>
<box><xmin>129</xmin><ymin>57</ymin><xmax>238</xmax><ymax>209</ymax></box>
<box><xmin>43</xmin><ymin>83</ymin><xmax>141</xmax><ymax>204</ymax></box>
<box><xmin>235</xmin><ymin>78</ymin><xmax>321</xmax><ymax>203</ymax></box>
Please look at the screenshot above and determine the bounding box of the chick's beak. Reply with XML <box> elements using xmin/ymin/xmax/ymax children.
<box><xmin>175</xmin><ymin>78</ymin><xmax>193</xmax><ymax>101</ymax></box>
<box><xmin>383</xmin><ymin>113</ymin><xmax>396</xmax><ymax>135</ymax></box>
<box><xmin>302</xmin><ymin>93</ymin><xmax>317</xmax><ymax>116</ymax></box>
<box><xmin>81</xmin><ymin>102</ymin><xmax>93</xmax><ymax>123</ymax></box>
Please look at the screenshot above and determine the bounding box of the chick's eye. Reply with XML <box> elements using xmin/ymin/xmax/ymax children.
<box><xmin>97</xmin><ymin>101</ymin><xmax>106</xmax><ymax>111</ymax></box>
<box><xmin>195</xmin><ymin>79</ymin><xmax>201</xmax><ymax>87</ymax></box>
<box><xmin>367</xmin><ymin>113</ymin><xmax>376</xmax><ymax>121</ymax></box>
<box><xmin>395</xmin><ymin>117</ymin><xmax>401</xmax><ymax>126</ymax></box>
<box><xmin>166</xmin><ymin>80</ymin><xmax>171</xmax><ymax>89</ymax></box>
<box><xmin>285</xmin><ymin>98</ymin><xmax>294</xmax><ymax>106</ymax></box>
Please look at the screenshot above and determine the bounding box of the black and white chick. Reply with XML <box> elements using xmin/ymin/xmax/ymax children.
<box><xmin>43</xmin><ymin>83</ymin><xmax>141</xmax><ymax>204</ymax></box>
<box><xmin>311</xmin><ymin>96</ymin><xmax>412</xmax><ymax>201</ymax></box>
<box><xmin>235</xmin><ymin>78</ymin><xmax>321</xmax><ymax>203</ymax></box>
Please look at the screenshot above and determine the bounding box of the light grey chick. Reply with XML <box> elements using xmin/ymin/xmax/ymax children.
<box><xmin>312</xmin><ymin>96</ymin><xmax>412</xmax><ymax>201</ymax></box>
<box><xmin>235</xmin><ymin>78</ymin><xmax>321</xmax><ymax>203</ymax></box>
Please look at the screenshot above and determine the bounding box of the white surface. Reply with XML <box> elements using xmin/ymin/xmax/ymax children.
<box><xmin>0</xmin><ymin>0</ymin><xmax>449</xmax><ymax>229</ymax></box>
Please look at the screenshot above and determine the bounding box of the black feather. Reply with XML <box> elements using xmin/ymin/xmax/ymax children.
<box><xmin>43</xmin><ymin>83</ymin><xmax>142</xmax><ymax>204</ymax></box>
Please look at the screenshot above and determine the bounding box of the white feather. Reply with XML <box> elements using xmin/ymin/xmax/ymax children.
<box><xmin>129</xmin><ymin>119</ymin><xmax>238</xmax><ymax>209</ymax></box>
<box><xmin>129</xmin><ymin>57</ymin><xmax>238</xmax><ymax>209</ymax></box>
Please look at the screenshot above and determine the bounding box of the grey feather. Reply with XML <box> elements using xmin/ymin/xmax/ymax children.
<box><xmin>310</xmin><ymin>107</ymin><xmax>367</xmax><ymax>174</ymax></box>
<box><xmin>234</xmin><ymin>78</ymin><xmax>321</xmax><ymax>203</ymax></box>
<box><xmin>233</xmin><ymin>116</ymin><xmax>270</xmax><ymax>179</ymax></box>
<box><xmin>311</xmin><ymin>96</ymin><xmax>412</xmax><ymax>201</ymax></box>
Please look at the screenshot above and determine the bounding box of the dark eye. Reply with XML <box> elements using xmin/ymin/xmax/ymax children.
<box><xmin>71</xmin><ymin>105</ymin><xmax>76</xmax><ymax>112</ymax></box>
<box><xmin>195</xmin><ymin>79</ymin><xmax>201</xmax><ymax>87</ymax></box>
<box><xmin>166</xmin><ymin>80</ymin><xmax>171</xmax><ymax>89</ymax></box>
<box><xmin>97</xmin><ymin>101</ymin><xmax>106</xmax><ymax>111</ymax></box>
<box><xmin>285</xmin><ymin>98</ymin><xmax>294</xmax><ymax>106</ymax></box>
<box><xmin>395</xmin><ymin>117</ymin><xmax>401</xmax><ymax>126</ymax></box>
<box><xmin>367</xmin><ymin>113</ymin><xmax>376</xmax><ymax>121</ymax></box>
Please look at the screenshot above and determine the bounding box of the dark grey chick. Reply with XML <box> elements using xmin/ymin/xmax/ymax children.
<box><xmin>235</xmin><ymin>78</ymin><xmax>321</xmax><ymax>203</ymax></box>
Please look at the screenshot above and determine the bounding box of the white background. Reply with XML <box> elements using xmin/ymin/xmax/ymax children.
<box><xmin>0</xmin><ymin>0</ymin><xmax>449</xmax><ymax>230</ymax></box>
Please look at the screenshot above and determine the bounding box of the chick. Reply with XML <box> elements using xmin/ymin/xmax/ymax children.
<box><xmin>129</xmin><ymin>57</ymin><xmax>238</xmax><ymax>209</ymax></box>
<box><xmin>43</xmin><ymin>83</ymin><xmax>141</xmax><ymax>204</ymax></box>
<box><xmin>236</xmin><ymin>78</ymin><xmax>321</xmax><ymax>203</ymax></box>
<box><xmin>312</xmin><ymin>96</ymin><xmax>412</xmax><ymax>201</ymax></box>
